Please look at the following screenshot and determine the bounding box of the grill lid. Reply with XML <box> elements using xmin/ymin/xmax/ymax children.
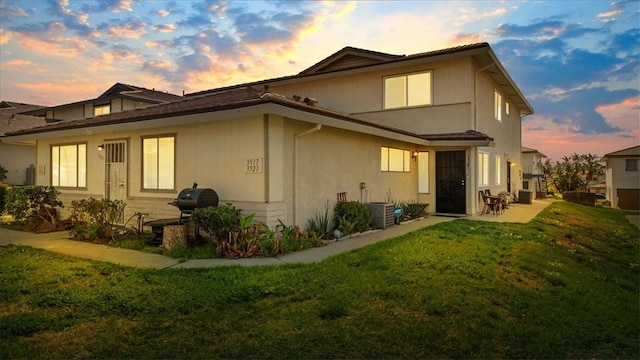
<box><xmin>172</xmin><ymin>183</ymin><xmax>219</xmax><ymax>210</ymax></box>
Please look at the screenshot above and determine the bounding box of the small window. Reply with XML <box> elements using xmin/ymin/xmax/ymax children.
<box><xmin>478</xmin><ymin>152</ymin><xmax>489</xmax><ymax>186</ymax></box>
<box><xmin>94</xmin><ymin>104</ymin><xmax>110</xmax><ymax>116</ymax></box>
<box><xmin>381</xmin><ymin>147</ymin><xmax>411</xmax><ymax>172</ymax></box>
<box><xmin>626</xmin><ymin>159</ymin><xmax>639</xmax><ymax>171</ymax></box>
<box><xmin>506</xmin><ymin>102</ymin><xmax>510</xmax><ymax>116</ymax></box>
<box><xmin>494</xmin><ymin>90</ymin><xmax>502</xmax><ymax>122</ymax></box>
<box><xmin>51</xmin><ymin>143</ymin><xmax>86</xmax><ymax>187</ymax></box>
<box><xmin>384</xmin><ymin>71</ymin><xmax>432</xmax><ymax>109</ymax></box>
<box><xmin>142</xmin><ymin>135</ymin><xmax>175</xmax><ymax>190</ymax></box>
<box><xmin>495</xmin><ymin>155</ymin><xmax>501</xmax><ymax>185</ymax></box>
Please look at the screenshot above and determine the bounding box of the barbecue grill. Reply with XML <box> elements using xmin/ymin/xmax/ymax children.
<box><xmin>170</xmin><ymin>183</ymin><xmax>219</xmax><ymax>224</ymax></box>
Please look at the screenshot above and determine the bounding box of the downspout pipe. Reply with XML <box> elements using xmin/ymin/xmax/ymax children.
<box><xmin>293</xmin><ymin>124</ymin><xmax>322</xmax><ymax>225</ymax></box>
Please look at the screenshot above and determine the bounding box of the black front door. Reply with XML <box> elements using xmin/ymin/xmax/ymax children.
<box><xmin>436</xmin><ymin>151</ymin><xmax>466</xmax><ymax>214</ymax></box>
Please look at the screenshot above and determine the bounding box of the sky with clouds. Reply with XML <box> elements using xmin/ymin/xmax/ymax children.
<box><xmin>0</xmin><ymin>0</ymin><xmax>638</xmax><ymax>160</ymax></box>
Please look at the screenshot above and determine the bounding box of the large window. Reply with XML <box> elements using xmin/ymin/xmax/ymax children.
<box><xmin>495</xmin><ymin>155</ymin><xmax>502</xmax><ymax>185</ymax></box>
<box><xmin>52</xmin><ymin>143</ymin><xmax>86</xmax><ymax>187</ymax></box>
<box><xmin>381</xmin><ymin>147</ymin><xmax>411</xmax><ymax>172</ymax></box>
<box><xmin>478</xmin><ymin>152</ymin><xmax>489</xmax><ymax>186</ymax></box>
<box><xmin>94</xmin><ymin>104</ymin><xmax>110</xmax><ymax>116</ymax></box>
<box><xmin>384</xmin><ymin>71</ymin><xmax>432</xmax><ymax>109</ymax></box>
<box><xmin>494</xmin><ymin>90</ymin><xmax>502</xmax><ymax>122</ymax></box>
<box><xmin>142</xmin><ymin>135</ymin><xmax>175</xmax><ymax>190</ymax></box>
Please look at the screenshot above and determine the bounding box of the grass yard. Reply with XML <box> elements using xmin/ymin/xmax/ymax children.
<box><xmin>1</xmin><ymin>201</ymin><xmax>638</xmax><ymax>359</ymax></box>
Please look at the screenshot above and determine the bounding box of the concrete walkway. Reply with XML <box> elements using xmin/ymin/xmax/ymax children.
<box><xmin>0</xmin><ymin>199</ymin><xmax>552</xmax><ymax>269</ymax></box>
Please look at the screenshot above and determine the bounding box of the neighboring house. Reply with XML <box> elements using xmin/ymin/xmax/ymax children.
<box><xmin>0</xmin><ymin>101</ymin><xmax>47</xmax><ymax>185</ymax></box>
<box><xmin>602</xmin><ymin>145</ymin><xmax>640</xmax><ymax>210</ymax></box>
<box><xmin>20</xmin><ymin>83</ymin><xmax>183</xmax><ymax>121</ymax></box>
<box><xmin>521</xmin><ymin>146</ymin><xmax>547</xmax><ymax>199</ymax></box>
<box><xmin>4</xmin><ymin>43</ymin><xmax>533</xmax><ymax>227</ymax></box>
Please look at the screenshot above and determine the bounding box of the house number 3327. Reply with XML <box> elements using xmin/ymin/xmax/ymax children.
<box><xmin>245</xmin><ymin>158</ymin><xmax>263</xmax><ymax>174</ymax></box>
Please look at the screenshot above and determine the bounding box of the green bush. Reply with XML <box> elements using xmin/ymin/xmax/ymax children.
<box><xmin>68</xmin><ymin>198</ymin><xmax>125</xmax><ymax>242</ymax></box>
<box><xmin>191</xmin><ymin>203</ymin><xmax>242</xmax><ymax>241</ymax></box>
<box><xmin>306</xmin><ymin>200</ymin><xmax>333</xmax><ymax>239</ymax></box>
<box><xmin>0</xmin><ymin>183</ymin><xmax>9</xmax><ymax>214</ymax></box>
<box><xmin>334</xmin><ymin>201</ymin><xmax>371</xmax><ymax>234</ymax></box>
<box><xmin>4</xmin><ymin>185</ymin><xmax>62</xmax><ymax>231</ymax></box>
<box><xmin>0</xmin><ymin>164</ymin><xmax>7</xmax><ymax>182</ymax></box>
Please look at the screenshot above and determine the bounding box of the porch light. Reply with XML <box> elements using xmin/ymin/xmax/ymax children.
<box><xmin>412</xmin><ymin>151</ymin><xmax>419</xmax><ymax>160</ymax></box>
<box><xmin>98</xmin><ymin>144</ymin><xmax>104</xmax><ymax>151</ymax></box>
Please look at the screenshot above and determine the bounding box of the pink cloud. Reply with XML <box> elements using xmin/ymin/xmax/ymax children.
<box><xmin>2</xmin><ymin>59</ymin><xmax>36</xmax><ymax>68</ymax></box>
<box><xmin>0</xmin><ymin>29</ymin><xmax>12</xmax><ymax>45</ymax></box>
<box><xmin>17</xmin><ymin>34</ymin><xmax>95</xmax><ymax>58</ymax></box>
<box><xmin>597</xmin><ymin>97</ymin><xmax>640</xmax><ymax>131</ymax></box>
<box><xmin>152</xmin><ymin>24</ymin><xmax>177</xmax><ymax>33</ymax></box>
<box><xmin>523</xmin><ymin>114</ymin><xmax>639</xmax><ymax>160</ymax></box>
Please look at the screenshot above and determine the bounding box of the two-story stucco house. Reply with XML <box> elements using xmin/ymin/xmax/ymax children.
<box><xmin>4</xmin><ymin>43</ymin><xmax>533</xmax><ymax>227</ymax></box>
<box><xmin>602</xmin><ymin>145</ymin><xmax>640</xmax><ymax>210</ymax></box>
<box><xmin>521</xmin><ymin>146</ymin><xmax>547</xmax><ymax>199</ymax></box>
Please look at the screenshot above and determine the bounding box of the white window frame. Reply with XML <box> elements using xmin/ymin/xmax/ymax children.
<box><xmin>51</xmin><ymin>143</ymin><xmax>87</xmax><ymax>188</ymax></box>
<box><xmin>495</xmin><ymin>155</ymin><xmax>502</xmax><ymax>185</ymax></box>
<box><xmin>381</xmin><ymin>146</ymin><xmax>411</xmax><ymax>173</ymax></box>
<box><xmin>384</xmin><ymin>71</ymin><xmax>432</xmax><ymax>109</ymax></box>
<box><xmin>142</xmin><ymin>135</ymin><xmax>175</xmax><ymax>190</ymax></box>
<box><xmin>478</xmin><ymin>151</ymin><xmax>489</xmax><ymax>186</ymax></box>
<box><xmin>494</xmin><ymin>90</ymin><xmax>502</xmax><ymax>122</ymax></box>
<box><xmin>94</xmin><ymin>103</ymin><xmax>110</xmax><ymax>117</ymax></box>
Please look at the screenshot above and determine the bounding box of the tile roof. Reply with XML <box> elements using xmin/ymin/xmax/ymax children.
<box><xmin>418</xmin><ymin>130</ymin><xmax>493</xmax><ymax>142</ymax></box>
<box><xmin>0</xmin><ymin>101</ymin><xmax>46</xmax><ymax>114</ymax></box>
<box><xmin>0</xmin><ymin>113</ymin><xmax>48</xmax><ymax>136</ymax></box>
<box><xmin>186</xmin><ymin>43</ymin><xmax>492</xmax><ymax>98</ymax></box>
<box><xmin>602</xmin><ymin>145</ymin><xmax>640</xmax><ymax>158</ymax></box>
<box><xmin>4</xmin><ymin>87</ymin><xmax>491</xmax><ymax>147</ymax></box>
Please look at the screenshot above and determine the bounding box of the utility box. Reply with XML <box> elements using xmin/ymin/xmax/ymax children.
<box><xmin>366</xmin><ymin>202</ymin><xmax>395</xmax><ymax>229</ymax></box>
<box><xmin>519</xmin><ymin>190</ymin><xmax>533</xmax><ymax>204</ymax></box>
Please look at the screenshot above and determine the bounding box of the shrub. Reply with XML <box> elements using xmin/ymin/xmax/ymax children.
<box><xmin>4</xmin><ymin>185</ymin><xmax>63</xmax><ymax>231</ymax></box>
<box><xmin>334</xmin><ymin>201</ymin><xmax>370</xmax><ymax>234</ymax></box>
<box><xmin>68</xmin><ymin>198</ymin><xmax>125</xmax><ymax>242</ymax></box>
<box><xmin>0</xmin><ymin>164</ymin><xmax>7</xmax><ymax>182</ymax></box>
<box><xmin>306</xmin><ymin>200</ymin><xmax>333</xmax><ymax>239</ymax></box>
<box><xmin>191</xmin><ymin>204</ymin><xmax>242</xmax><ymax>241</ymax></box>
<box><xmin>0</xmin><ymin>183</ymin><xmax>9</xmax><ymax>214</ymax></box>
<box><xmin>402</xmin><ymin>200</ymin><xmax>428</xmax><ymax>219</ymax></box>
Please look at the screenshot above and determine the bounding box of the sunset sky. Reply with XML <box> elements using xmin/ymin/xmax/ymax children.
<box><xmin>1</xmin><ymin>0</ymin><xmax>638</xmax><ymax>161</ymax></box>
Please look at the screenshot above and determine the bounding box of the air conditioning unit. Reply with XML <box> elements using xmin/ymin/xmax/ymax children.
<box><xmin>366</xmin><ymin>202</ymin><xmax>396</xmax><ymax>229</ymax></box>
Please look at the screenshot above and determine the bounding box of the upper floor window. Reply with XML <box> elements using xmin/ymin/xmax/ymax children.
<box><xmin>381</xmin><ymin>146</ymin><xmax>411</xmax><ymax>172</ymax></box>
<box><xmin>626</xmin><ymin>159</ymin><xmax>639</xmax><ymax>172</ymax></box>
<box><xmin>494</xmin><ymin>90</ymin><xmax>502</xmax><ymax>122</ymax></box>
<box><xmin>142</xmin><ymin>135</ymin><xmax>175</xmax><ymax>190</ymax></box>
<box><xmin>52</xmin><ymin>143</ymin><xmax>86</xmax><ymax>188</ymax></box>
<box><xmin>384</xmin><ymin>71</ymin><xmax>432</xmax><ymax>109</ymax></box>
<box><xmin>505</xmin><ymin>102</ymin><xmax>510</xmax><ymax>116</ymax></box>
<box><xmin>478</xmin><ymin>152</ymin><xmax>489</xmax><ymax>186</ymax></box>
<box><xmin>94</xmin><ymin>104</ymin><xmax>110</xmax><ymax>117</ymax></box>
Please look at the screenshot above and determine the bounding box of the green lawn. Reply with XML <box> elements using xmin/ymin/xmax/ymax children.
<box><xmin>1</xmin><ymin>201</ymin><xmax>638</xmax><ymax>359</ymax></box>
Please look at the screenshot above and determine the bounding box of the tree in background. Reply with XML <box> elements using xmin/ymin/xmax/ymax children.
<box><xmin>543</xmin><ymin>153</ymin><xmax>605</xmax><ymax>193</ymax></box>
<box><xmin>0</xmin><ymin>164</ymin><xmax>7</xmax><ymax>182</ymax></box>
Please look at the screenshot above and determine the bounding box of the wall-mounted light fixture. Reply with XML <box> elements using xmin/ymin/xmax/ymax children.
<box><xmin>98</xmin><ymin>144</ymin><xmax>105</xmax><ymax>151</ymax></box>
<box><xmin>412</xmin><ymin>151</ymin><xmax>419</xmax><ymax>161</ymax></box>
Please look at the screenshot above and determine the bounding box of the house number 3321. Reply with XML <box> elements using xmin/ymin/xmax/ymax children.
<box><xmin>245</xmin><ymin>158</ymin><xmax>263</xmax><ymax>174</ymax></box>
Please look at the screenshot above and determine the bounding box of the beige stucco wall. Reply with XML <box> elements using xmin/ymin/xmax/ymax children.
<box><xmin>606</xmin><ymin>157</ymin><xmax>640</xmax><ymax>207</ymax></box>
<box><xmin>0</xmin><ymin>142</ymin><xmax>36</xmax><ymax>185</ymax></box>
